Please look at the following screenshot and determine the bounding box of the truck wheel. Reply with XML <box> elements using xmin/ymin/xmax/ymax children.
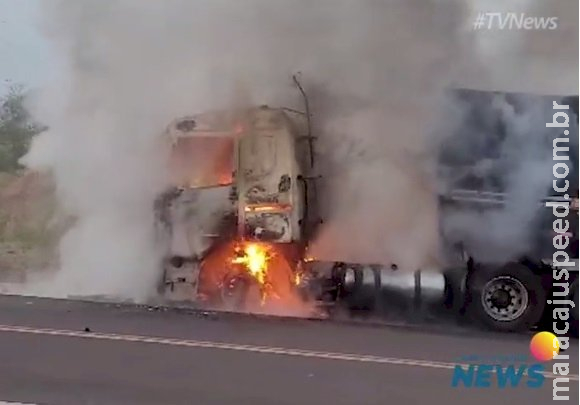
<box><xmin>468</xmin><ymin>263</ymin><xmax>546</xmax><ymax>332</ymax></box>
<box><xmin>221</xmin><ymin>273</ymin><xmax>251</xmax><ymax>311</ymax></box>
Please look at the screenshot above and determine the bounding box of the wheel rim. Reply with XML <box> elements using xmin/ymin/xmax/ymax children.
<box><xmin>221</xmin><ymin>273</ymin><xmax>250</xmax><ymax>309</ymax></box>
<box><xmin>481</xmin><ymin>276</ymin><xmax>529</xmax><ymax>322</ymax></box>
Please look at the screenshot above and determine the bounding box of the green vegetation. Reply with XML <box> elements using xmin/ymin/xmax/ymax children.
<box><xmin>0</xmin><ymin>86</ymin><xmax>45</xmax><ymax>173</ymax></box>
<box><xmin>0</xmin><ymin>86</ymin><xmax>56</xmax><ymax>273</ymax></box>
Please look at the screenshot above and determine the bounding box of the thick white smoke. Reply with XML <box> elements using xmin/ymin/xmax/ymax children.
<box><xmin>17</xmin><ymin>0</ymin><xmax>467</xmax><ymax>300</ymax></box>
<box><xmin>437</xmin><ymin>0</ymin><xmax>579</xmax><ymax>264</ymax></box>
<box><xmin>301</xmin><ymin>2</ymin><xmax>466</xmax><ymax>270</ymax></box>
<box><xmin>459</xmin><ymin>0</ymin><xmax>578</xmax><ymax>94</ymax></box>
<box><xmin>15</xmin><ymin>0</ymin><xmax>577</xmax><ymax>301</ymax></box>
<box><xmin>439</xmin><ymin>93</ymin><xmax>578</xmax><ymax>263</ymax></box>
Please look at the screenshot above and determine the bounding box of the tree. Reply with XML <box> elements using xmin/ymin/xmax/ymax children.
<box><xmin>0</xmin><ymin>86</ymin><xmax>46</xmax><ymax>172</ymax></box>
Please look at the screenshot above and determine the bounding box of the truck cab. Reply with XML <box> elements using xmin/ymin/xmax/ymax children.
<box><xmin>235</xmin><ymin>106</ymin><xmax>307</xmax><ymax>243</ymax></box>
<box><xmin>157</xmin><ymin>106</ymin><xmax>314</xmax><ymax>304</ymax></box>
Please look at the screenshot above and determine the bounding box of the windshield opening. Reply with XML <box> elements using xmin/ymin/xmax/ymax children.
<box><xmin>169</xmin><ymin>136</ymin><xmax>234</xmax><ymax>188</ymax></box>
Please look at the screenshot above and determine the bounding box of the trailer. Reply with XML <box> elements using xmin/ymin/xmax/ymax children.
<box><xmin>154</xmin><ymin>80</ymin><xmax>579</xmax><ymax>333</ymax></box>
<box><xmin>437</xmin><ymin>90</ymin><xmax>579</xmax><ymax>333</ymax></box>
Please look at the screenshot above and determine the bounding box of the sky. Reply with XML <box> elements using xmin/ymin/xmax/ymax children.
<box><xmin>0</xmin><ymin>0</ymin><xmax>578</xmax><ymax>97</ymax></box>
<box><xmin>0</xmin><ymin>0</ymin><xmax>54</xmax><ymax>95</ymax></box>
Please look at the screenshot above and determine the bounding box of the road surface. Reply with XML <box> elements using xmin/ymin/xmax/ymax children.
<box><xmin>0</xmin><ymin>295</ymin><xmax>577</xmax><ymax>405</ymax></box>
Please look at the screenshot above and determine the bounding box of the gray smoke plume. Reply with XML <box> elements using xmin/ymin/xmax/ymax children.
<box><xmin>438</xmin><ymin>93</ymin><xmax>578</xmax><ymax>263</ymax></box>
<box><xmin>296</xmin><ymin>1</ymin><xmax>467</xmax><ymax>270</ymax></box>
<box><xmin>16</xmin><ymin>0</ymin><xmax>577</xmax><ymax>301</ymax></box>
<box><xmin>459</xmin><ymin>0</ymin><xmax>578</xmax><ymax>94</ymax></box>
<box><xmin>437</xmin><ymin>0</ymin><xmax>579</xmax><ymax>264</ymax></box>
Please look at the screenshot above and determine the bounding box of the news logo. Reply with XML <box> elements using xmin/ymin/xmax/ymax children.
<box><xmin>451</xmin><ymin>332</ymin><xmax>559</xmax><ymax>388</ymax></box>
<box><xmin>529</xmin><ymin>331</ymin><xmax>560</xmax><ymax>362</ymax></box>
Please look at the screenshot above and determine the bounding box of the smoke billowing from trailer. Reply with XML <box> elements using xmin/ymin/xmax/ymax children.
<box><xmin>439</xmin><ymin>94</ymin><xmax>578</xmax><ymax>263</ymax></box>
<box><xmin>304</xmin><ymin>2</ymin><xmax>465</xmax><ymax>269</ymax></box>
<box><xmin>17</xmin><ymin>0</ymin><xmax>577</xmax><ymax>300</ymax></box>
<box><xmin>439</xmin><ymin>0</ymin><xmax>579</xmax><ymax>264</ymax></box>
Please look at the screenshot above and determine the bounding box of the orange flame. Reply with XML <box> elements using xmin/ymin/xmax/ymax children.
<box><xmin>232</xmin><ymin>243</ymin><xmax>271</xmax><ymax>285</ymax></box>
<box><xmin>228</xmin><ymin>242</ymin><xmax>308</xmax><ymax>309</ymax></box>
<box><xmin>244</xmin><ymin>203</ymin><xmax>292</xmax><ymax>213</ymax></box>
<box><xmin>294</xmin><ymin>272</ymin><xmax>302</xmax><ymax>286</ymax></box>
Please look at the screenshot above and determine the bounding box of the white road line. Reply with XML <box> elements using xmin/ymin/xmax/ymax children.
<box><xmin>0</xmin><ymin>402</ymin><xmax>38</xmax><ymax>404</ymax></box>
<box><xmin>0</xmin><ymin>324</ymin><xmax>576</xmax><ymax>381</ymax></box>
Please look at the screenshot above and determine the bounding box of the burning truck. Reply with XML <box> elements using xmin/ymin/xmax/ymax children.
<box><xmin>154</xmin><ymin>79</ymin><xmax>579</xmax><ymax>332</ymax></box>
<box><xmin>155</xmin><ymin>88</ymin><xmax>317</xmax><ymax>315</ymax></box>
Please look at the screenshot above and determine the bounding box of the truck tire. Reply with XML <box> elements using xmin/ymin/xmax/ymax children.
<box><xmin>468</xmin><ymin>263</ymin><xmax>546</xmax><ymax>332</ymax></box>
<box><xmin>221</xmin><ymin>273</ymin><xmax>252</xmax><ymax>311</ymax></box>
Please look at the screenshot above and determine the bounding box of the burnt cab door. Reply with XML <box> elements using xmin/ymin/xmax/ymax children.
<box><xmin>236</xmin><ymin>108</ymin><xmax>303</xmax><ymax>243</ymax></box>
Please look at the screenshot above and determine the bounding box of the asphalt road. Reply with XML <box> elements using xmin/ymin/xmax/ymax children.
<box><xmin>0</xmin><ymin>295</ymin><xmax>577</xmax><ymax>405</ymax></box>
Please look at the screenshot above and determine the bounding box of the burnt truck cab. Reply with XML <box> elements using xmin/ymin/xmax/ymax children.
<box><xmin>438</xmin><ymin>89</ymin><xmax>579</xmax><ymax>332</ymax></box>
<box><xmin>234</xmin><ymin>106</ymin><xmax>308</xmax><ymax>243</ymax></box>
<box><xmin>157</xmin><ymin>106</ymin><xmax>314</xmax><ymax>302</ymax></box>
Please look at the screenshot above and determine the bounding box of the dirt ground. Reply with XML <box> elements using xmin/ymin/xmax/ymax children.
<box><xmin>0</xmin><ymin>171</ymin><xmax>65</xmax><ymax>279</ymax></box>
